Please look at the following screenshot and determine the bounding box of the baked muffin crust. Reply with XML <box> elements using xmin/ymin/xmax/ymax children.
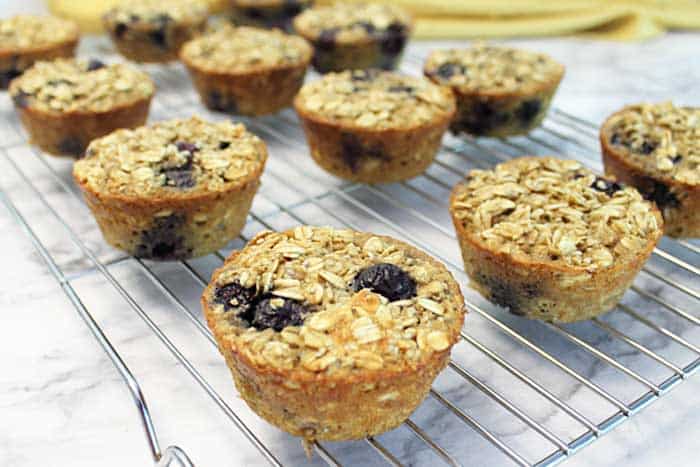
<box><xmin>180</xmin><ymin>25</ymin><xmax>312</xmax><ymax>74</ymax></box>
<box><xmin>74</xmin><ymin>117</ymin><xmax>266</xmax><ymax>197</ymax></box>
<box><xmin>9</xmin><ymin>59</ymin><xmax>154</xmax><ymax>114</ymax></box>
<box><xmin>295</xmin><ymin>69</ymin><xmax>454</xmax><ymax>130</ymax></box>
<box><xmin>202</xmin><ymin>226</ymin><xmax>466</xmax><ymax>440</ymax></box>
<box><xmin>104</xmin><ymin>0</ymin><xmax>208</xmax><ymax>24</ymax></box>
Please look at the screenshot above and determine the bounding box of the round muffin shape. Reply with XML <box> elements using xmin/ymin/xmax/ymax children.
<box><xmin>600</xmin><ymin>102</ymin><xmax>700</xmax><ymax>238</ymax></box>
<box><xmin>201</xmin><ymin>226</ymin><xmax>466</xmax><ymax>442</ymax></box>
<box><xmin>450</xmin><ymin>157</ymin><xmax>663</xmax><ymax>323</ymax></box>
<box><xmin>73</xmin><ymin>117</ymin><xmax>267</xmax><ymax>260</ymax></box>
<box><xmin>294</xmin><ymin>69</ymin><xmax>456</xmax><ymax>183</ymax></box>
<box><xmin>9</xmin><ymin>58</ymin><xmax>154</xmax><ymax>157</ymax></box>
<box><xmin>0</xmin><ymin>15</ymin><xmax>79</xmax><ymax>89</ymax></box>
<box><xmin>424</xmin><ymin>45</ymin><xmax>565</xmax><ymax>137</ymax></box>
<box><xmin>293</xmin><ymin>3</ymin><xmax>413</xmax><ymax>73</ymax></box>
<box><xmin>103</xmin><ymin>0</ymin><xmax>209</xmax><ymax>63</ymax></box>
<box><xmin>230</xmin><ymin>0</ymin><xmax>313</xmax><ymax>32</ymax></box>
<box><xmin>181</xmin><ymin>25</ymin><xmax>312</xmax><ymax>116</ymax></box>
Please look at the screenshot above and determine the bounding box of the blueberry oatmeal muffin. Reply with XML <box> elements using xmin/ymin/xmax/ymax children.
<box><xmin>293</xmin><ymin>3</ymin><xmax>412</xmax><ymax>73</ymax></box>
<box><xmin>0</xmin><ymin>15</ymin><xmax>79</xmax><ymax>89</ymax></box>
<box><xmin>450</xmin><ymin>157</ymin><xmax>662</xmax><ymax>322</ymax></box>
<box><xmin>424</xmin><ymin>45</ymin><xmax>565</xmax><ymax>137</ymax></box>
<box><xmin>294</xmin><ymin>69</ymin><xmax>455</xmax><ymax>183</ymax></box>
<box><xmin>181</xmin><ymin>25</ymin><xmax>312</xmax><ymax>116</ymax></box>
<box><xmin>201</xmin><ymin>226</ymin><xmax>466</xmax><ymax>441</ymax></box>
<box><xmin>9</xmin><ymin>58</ymin><xmax>154</xmax><ymax>157</ymax></box>
<box><xmin>600</xmin><ymin>103</ymin><xmax>700</xmax><ymax>238</ymax></box>
<box><xmin>73</xmin><ymin>117</ymin><xmax>267</xmax><ymax>260</ymax></box>
<box><xmin>230</xmin><ymin>0</ymin><xmax>313</xmax><ymax>31</ymax></box>
<box><xmin>103</xmin><ymin>0</ymin><xmax>209</xmax><ymax>63</ymax></box>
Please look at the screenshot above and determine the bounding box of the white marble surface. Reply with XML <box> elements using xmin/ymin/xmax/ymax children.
<box><xmin>1</xmin><ymin>2</ymin><xmax>699</xmax><ymax>466</ymax></box>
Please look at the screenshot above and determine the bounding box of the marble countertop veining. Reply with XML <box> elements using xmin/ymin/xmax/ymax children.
<box><xmin>1</xmin><ymin>2</ymin><xmax>699</xmax><ymax>466</ymax></box>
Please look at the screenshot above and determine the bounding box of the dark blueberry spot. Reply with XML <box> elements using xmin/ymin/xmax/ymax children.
<box><xmin>640</xmin><ymin>141</ymin><xmax>657</xmax><ymax>155</ymax></box>
<box><xmin>477</xmin><ymin>273</ymin><xmax>538</xmax><ymax>316</ymax></box>
<box><xmin>387</xmin><ymin>85</ymin><xmax>414</xmax><ymax>94</ymax></box>
<box><xmin>355</xmin><ymin>21</ymin><xmax>376</xmax><ymax>34</ymax></box>
<box><xmin>340</xmin><ymin>133</ymin><xmax>387</xmax><ymax>173</ymax></box>
<box><xmin>515</xmin><ymin>99</ymin><xmax>542</xmax><ymax>124</ymax></box>
<box><xmin>244</xmin><ymin>7</ymin><xmax>264</xmax><ymax>20</ymax></box>
<box><xmin>11</xmin><ymin>90</ymin><xmax>30</xmax><ymax>108</ymax></box>
<box><xmin>219</xmin><ymin>141</ymin><xmax>231</xmax><ymax>150</ymax></box>
<box><xmin>150</xmin><ymin>29</ymin><xmax>167</xmax><ymax>48</ymax></box>
<box><xmin>282</xmin><ymin>0</ymin><xmax>304</xmax><ymax>17</ymax></box>
<box><xmin>644</xmin><ymin>180</ymin><xmax>680</xmax><ymax>210</ymax></box>
<box><xmin>214</xmin><ymin>281</ymin><xmax>257</xmax><ymax>312</ymax></box>
<box><xmin>86</xmin><ymin>59</ymin><xmax>105</xmax><ymax>71</ymax></box>
<box><xmin>251</xmin><ymin>297</ymin><xmax>308</xmax><ymax>331</ymax></box>
<box><xmin>671</xmin><ymin>154</ymin><xmax>683</xmax><ymax>164</ymax></box>
<box><xmin>433</xmin><ymin>62</ymin><xmax>465</xmax><ymax>80</ymax></box>
<box><xmin>452</xmin><ymin>101</ymin><xmax>509</xmax><ymax>136</ymax></box>
<box><xmin>57</xmin><ymin>137</ymin><xmax>85</xmax><ymax>157</ymax></box>
<box><xmin>379</xmin><ymin>22</ymin><xmax>407</xmax><ymax>57</ymax></box>
<box><xmin>1</xmin><ymin>68</ymin><xmax>22</xmax><ymax>89</ymax></box>
<box><xmin>175</xmin><ymin>141</ymin><xmax>199</xmax><ymax>154</ymax></box>
<box><xmin>572</xmin><ymin>173</ymin><xmax>585</xmax><ymax>180</ymax></box>
<box><xmin>135</xmin><ymin>214</ymin><xmax>189</xmax><ymax>260</ymax></box>
<box><xmin>207</xmin><ymin>91</ymin><xmax>238</xmax><ymax>113</ymax></box>
<box><xmin>590</xmin><ymin>176</ymin><xmax>623</xmax><ymax>196</ymax></box>
<box><xmin>316</xmin><ymin>28</ymin><xmax>339</xmax><ymax>51</ymax></box>
<box><xmin>610</xmin><ymin>132</ymin><xmax>622</xmax><ymax>145</ymax></box>
<box><xmin>352</xmin><ymin>263</ymin><xmax>417</xmax><ymax>302</ymax></box>
<box><xmin>114</xmin><ymin>22</ymin><xmax>128</xmax><ymax>38</ymax></box>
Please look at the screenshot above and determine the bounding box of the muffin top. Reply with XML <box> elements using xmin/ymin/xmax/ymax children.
<box><xmin>0</xmin><ymin>15</ymin><xmax>78</xmax><ymax>53</ymax></box>
<box><xmin>180</xmin><ymin>25</ymin><xmax>312</xmax><ymax>73</ymax></box>
<box><xmin>451</xmin><ymin>157</ymin><xmax>662</xmax><ymax>271</ymax></box>
<box><xmin>73</xmin><ymin>117</ymin><xmax>267</xmax><ymax>198</ymax></box>
<box><xmin>294</xmin><ymin>69</ymin><xmax>455</xmax><ymax>129</ymax></box>
<box><xmin>9</xmin><ymin>59</ymin><xmax>154</xmax><ymax>113</ymax></box>
<box><xmin>203</xmin><ymin>226</ymin><xmax>465</xmax><ymax>379</ymax></box>
<box><xmin>602</xmin><ymin>102</ymin><xmax>700</xmax><ymax>185</ymax></box>
<box><xmin>293</xmin><ymin>2</ymin><xmax>412</xmax><ymax>44</ymax></box>
<box><xmin>103</xmin><ymin>0</ymin><xmax>209</xmax><ymax>25</ymax></box>
<box><xmin>424</xmin><ymin>45</ymin><xmax>565</xmax><ymax>95</ymax></box>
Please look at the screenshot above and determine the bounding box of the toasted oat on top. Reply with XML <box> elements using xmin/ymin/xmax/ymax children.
<box><xmin>75</xmin><ymin>117</ymin><xmax>267</xmax><ymax>196</ymax></box>
<box><xmin>293</xmin><ymin>3</ymin><xmax>413</xmax><ymax>73</ymax></box>
<box><xmin>9</xmin><ymin>58</ymin><xmax>154</xmax><ymax>156</ymax></box>
<box><xmin>600</xmin><ymin>102</ymin><xmax>700</xmax><ymax>237</ymax></box>
<box><xmin>294</xmin><ymin>69</ymin><xmax>455</xmax><ymax>183</ymax></box>
<box><xmin>202</xmin><ymin>226</ymin><xmax>465</xmax><ymax>441</ymax></box>
<box><xmin>295</xmin><ymin>69</ymin><xmax>454</xmax><ymax>129</ymax></box>
<box><xmin>450</xmin><ymin>156</ymin><xmax>662</xmax><ymax>322</ymax></box>
<box><xmin>103</xmin><ymin>0</ymin><xmax>208</xmax><ymax>63</ymax></box>
<box><xmin>0</xmin><ymin>15</ymin><xmax>79</xmax><ymax>88</ymax></box>
<box><xmin>73</xmin><ymin>117</ymin><xmax>267</xmax><ymax>260</ymax></box>
<box><xmin>424</xmin><ymin>45</ymin><xmax>565</xmax><ymax>137</ymax></box>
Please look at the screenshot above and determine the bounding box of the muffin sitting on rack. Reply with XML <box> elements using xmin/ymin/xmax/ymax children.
<box><xmin>9</xmin><ymin>58</ymin><xmax>154</xmax><ymax>157</ymax></box>
<box><xmin>73</xmin><ymin>117</ymin><xmax>267</xmax><ymax>260</ymax></box>
<box><xmin>103</xmin><ymin>0</ymin><xmax>209</xmax><ymax>63</ymax></box>
<box><xmin>0</xmin><ymin>15</ymin><xmax>79</xmax><ymax>89</ymax></box>
<box><xmin>424</xmin><ymin>45</ymin><xmax>565</xmax><ymax>137</ymax></box>
<box><xmin>202</xmin><ymin>226</ymin><xmax>466</xmax><ymax>442</ymax></box>
<box><xmin>450</xmin><ymin>157</ymin><xmax>662</xmax><ymax>322</ymax></box>
<box><xmin>600</xmin><ymin>102</ymin><xmax>700</xmax><ymax>238</ymax></box>
<box><xmin>293</xmin><ymin>2</ymin><xmax>413</xmax><ymax>73</ymax></box>
<box><xmin>294</xmin><ymin>69</ymin><xmax>455</xmax><ymax>183</ymax></box>
<box><xmin>181</xmin><ymin>25</ymin><xmax>312</xmax><ymax>116</ymax></box>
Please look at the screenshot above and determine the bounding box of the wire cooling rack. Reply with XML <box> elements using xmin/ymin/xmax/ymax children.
<box><xmin>1</xmin><ymin>43</ymin><xmax>698</xmax><ymax>467</ymax></box>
